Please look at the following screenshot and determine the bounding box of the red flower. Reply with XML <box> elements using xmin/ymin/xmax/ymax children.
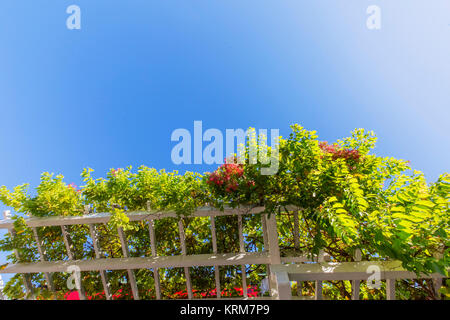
<box><xmin>207</xmin><ymin>162</ymin><xmax>245</xmax><ymax>193</ymax></box>
<box><xmin>319</xmin><ymin>142</ymin><xmax>361</xmax><ymax>165</ymax></box>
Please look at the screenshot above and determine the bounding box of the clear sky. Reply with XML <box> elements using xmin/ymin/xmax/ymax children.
<box><xmin>0</xmin><ymin>1</ymin><xmax>449</xmax><ymax>284</ymax></box>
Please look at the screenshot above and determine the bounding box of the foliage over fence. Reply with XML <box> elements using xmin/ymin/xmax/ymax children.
<box><xmin>0</xmin><ymin>124</ymin><xmax>448</xmax><ymax>300</ymax></box>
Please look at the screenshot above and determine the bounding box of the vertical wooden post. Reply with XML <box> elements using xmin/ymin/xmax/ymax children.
<box><xmin>265</xmin><ymin>212</ymin><xmax>287</xmax><ymax>299</ymax></box>
<box><xmin>148</xmin><ymin>218</ymin><xmax>161</xmax><ymax>299</ymax></box>
<box><xmin>61</xmin><ymin>225</ymin><xmax>86</xmax><ymax>300</ymax></box>
<box><xmin>315</xmin><ymin>250</ymin><xmax>325</xmax><ymax>300</ymax></box>
<box><xmin>261</xmin><ymin>214</ymin><xmax>271</xmax><ymax>279</ymax></box>
<box><xmin>386</xmin><ymin>279</ymin><xmax>396</xmax><ymax>300</ymax></box>
<box><xmin>269</xmin><ymin>271</ymin><xmax>292</xmax><ymax>300</ymax></box>
<box><xmin>89</xmin><ymin>224</ymin><xmax>112</xmax><ymax>300</ymax></box>
<box><xmin>117</xmin><ymin>227</ymin><xmax>140</xmax><ymax>300</ymax></box>
<box><xmin>32</xmin><ymin>227</ymin><xmax>57</xmax><ymax>299</ymax></box>
<box><xmin>147</xmin><ymin>201</ymin><xmax>161</xmax><ymax>300</ymax></box>
<box><xmin>293</xmin><ymin>209</ymin><xmax>300</xmax><ymax>250</ymax></box>
<box><xmin>0</xmin><ymin>274</ymin><xmax>4</xmax><ymax>300</ymax></box>
<box><xmin>237</xmin><ymin>214</ymin><xmax>248</xmax><ymax>298</ymax></box>
<box><xmin>265</xmin><ymin>213</ymin><xmax>281</xmax><ymax>264</ymax></box>
<box><xmin>210</xmin><ymin>215</ymin><xmax>221</xmax><ymax>298</ymax></box>
<box><xmin>351</xmin><ymin>249</ymin><xmax>362</xmax><ymax>300</ymax></box>
<box><xmin>178</xmin><ymin>218</ymin><xmax>193</xmax><ymax>299</ymax></box>
<box><xmin>3</xmin><ymin>210</ymin><xmax>35</xmax><ymax>299</ymax></box>
<box><xmin>293</xmin><ymin>209</ymin><xmax>301</xmax><ymax>296</ymax></box>
<box><xmin>433</xmin><ymin>278</ymin><xmax>442</xmax><ymax>300</ymax></box>
<box><xmin>314</xmin><ymin>282</ymin><xmax>323</xmax><ymax>300</ymax></box>
<box><xmin>297</xmin><ymin>281</ymin><xmax>303</xmax><ymax>297</ymax></box>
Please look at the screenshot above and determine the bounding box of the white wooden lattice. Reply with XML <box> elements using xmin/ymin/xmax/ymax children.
<box><xmin>0</xmin><ymin>207</ymin><xmax>446</xmax><ymax>300</ymax></box>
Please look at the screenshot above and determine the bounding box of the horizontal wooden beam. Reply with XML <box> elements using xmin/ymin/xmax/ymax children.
<box><xmin>0</xmin><ymin>252</ymin><xmax>271</xmax><ymax>274</ymax></box>
<box><xmin>0</xmin><ymin>206</ymin><xmax>266</xmax><ymax>229</ymax></box>
<box><xmin>280</xmin><ymin>255</ymin><xmax>313</xmax><ymax>264</ymax></box>
<box><xmin>271</xmin><ymin>261</ymin><xmax>446</xmax><ymax>281</ymax></box>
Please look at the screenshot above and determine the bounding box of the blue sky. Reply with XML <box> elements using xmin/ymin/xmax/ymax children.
<box><xmin>0</xmin><ymin>1</ymin><xmax>449</xmax><ymax>284</ymax></box>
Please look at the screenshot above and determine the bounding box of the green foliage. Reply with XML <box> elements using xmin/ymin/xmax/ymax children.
<box><xmin>0</xmin><ymin>124</ymin><xmax>448</xmax><ymax>300</ymax></box>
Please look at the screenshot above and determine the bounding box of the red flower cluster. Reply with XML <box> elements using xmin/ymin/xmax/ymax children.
<box><xmin>67</xmin><ymin>183</ymin><xmax>81</xmax><ymax>193</ymax></box>
<box><xmin>111</xmin><ymin>168</ymin><xmax>123</xmax><ymax>176</ymax></box>
<box><xmin>207</xmin><ymin>161</ymin><xmax>244</xmax><ymax>193</ymax></box>
<box><xmin>319</xmin><ymin>142</ymin><xmax>361</xmax><ymax>162</ymax></box>
<box><xmin>64</xmin><ymin>289</ymin><xmax>141</xmax><ymax>300</ymax></box>
<box><xmin>63</xmin><ymin>286</ymin><xmax>260</xmax><ymax>300</ymax></box>
<box><xmin>170</xmin><ymin>286</ymin><xmax>259</xmax><ymax>298</ymax></box>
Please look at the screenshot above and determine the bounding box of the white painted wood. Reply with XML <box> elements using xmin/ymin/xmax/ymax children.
<box><xmin>265</xmin><ymin>214</ymin><xmax>281</xmax><ymax>265</ymax></box>
<box><xmin>0</xmin><ymin>251</ymin><xmax>271</xmax><ymax>274</ymax></box>
<box><xmin>210</xmin><ymin>216</ymin><xmax>221</xmax><ymax>298</ymax></box>
<box><xmin>297</xmin><ymin>281</ymin><xmax>302</xmax><ymax>297</ymax></box>
<box><xmin>280</xmin><ymin>255</ymin><xmax>323</xmax><ymax>264</ymax></box>
<box><xmin>292</xmin><ymin>210</ymin><xmax>302</xmax><ymax>298</ymax></box>
<box><xmin>352</xmin><ymin>249</ymin><xmax>362</xmax><ymax>300</ymax></box>
<box><xmin>433</xmin><ymin>278</ymin><xmax>442</xmax><ymax>300</ymax></box>
<box><xmin>237</xmin><ymin>215</ymin><xmax>248</xmax><ymax>298</ymax></box>
<box><xmin>147</xmin><ymin>218</ymin><xmax>161</xmax><ymax>299</ymax></box>
<box><xmin>0</xmin><ymin>206</ymin><xmax>266</xmax><ymax>229</ymax></box>
<box><xmin>61</xmin><ymin>225</ymin><xmax>74</xmax><ymax>260</ymax></box>
<box><xmin>117</xmin><ymin>227</ymin><xmax>140</xmax><ymax>300</ymax></box>
<box><xmin>0</xmin><ymin>274</ymin><xmax>4</xmax><ymax>300</ymax></box>
<box><xmin>61</xmin><ymin>225</ymin><xmax>86</xmax><ymax>300</ymax></box>
<box><xmin>386</xmin><ymin>279</ymin><xmax>395</xmax><ymax>300</ymax></box>
<box><xmin>261</xmin><ymin>214</ymin><xmax>269</xmax><ymax>252</ymax></box>
<box><xmin>314</xmin><ymin>281</ymin><xmax>323</xmax><ymax>300</ymax></box>
<box><xmin>32</xmin><ymin>227</ymin><xmax>57</xmax><ymax>298</ymax></box>
<box><xmin>271</xmin><ymin>261</ymin><xmax>447</xmax><ymax>282</ymax></box>
<box><xmin>178</xmin><ymin>219</ymin><xmax>193</xmax><ymax>299</ymax></box>
<box><xmin>88</xmin><ymin>224</ymin><xmax>112</xmax><ymax>300</ymax></box>
<box><xmin>3</xmin><ymin>206</ymin><xmax>445</xmax><ymax>301</ymax></box>
<box><xmin>293</xmin><ymin>209</ymin><xmax>300</xmax><ymax>250</ymax></box>
<box><xmin>269</xmin><ymin>271</ymin><xmax>291</xmax><ymax>300</ymax></box>
<box><xmin>292</xmin><ymin>210</ymin><xmax>303</xmax><ymax>297</ymax></box>
<box><xmin>265</xmin><ymin>213</ymin><xmax>283</xmax><ymax>299</ymax></box>
<box><xmin>315</xmin><ymin>250</ymin><xmax>325</xmax><ymax>300</ymax></box>
<box><xmin>2</xmin><ymin>210</ymin><xmax>35</xmax><ymax>299</ymax></box>
<box><xmin>0</xmin><ymin>220</ymin><xmax>14</xmax><ymax>229</ymax></box>
<box><xmin>261</xmin><ymin>214</ymin><xmax>271</xmax><ymax>292</ymax></box>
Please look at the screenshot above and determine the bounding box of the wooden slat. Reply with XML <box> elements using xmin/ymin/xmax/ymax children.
<box><xmin>315</xmin><ymin>280</ymin><xmax>323</xmax><ymax>300</ymax></box>
<box><xmin>178</xmin><ymin>219</ymin><xmax>193</xmax><ymax>299</ymax></box>
<box><xmin>351</xmin><ymin>249</ymin><xmax>362</xmax><ymax>300</ymax></box>
<box><xmin>293</xmin><ymin>210</ymin><xmax>301</xmax><ymax>297</ymax></box>
<box><xmin>61</xmin><ymin>225</ymin><xmax>86</xmax><ymax>300</ymax></box>
<box><xmin>0</xmin><ymin>252</ymin><xmax>271</xmax><ymax>274</ymax></box>
<box><xmin>0</xmin><ymin>274</ymin><xmax>4</xmax><ymax>300</ymax></box>
<box><xmin>237</xmin><ymin>215</ymin><xmax>248</xmax><ymax>298</ymax></box>
<box><xmin>386</xmin><ymin>279</ymin><xmax>395</xmax><ymax>300</ymax></box>
<box><xmin>148</xmin><ymin>219</ymin><xmax>161</xmax><ymax>299</ymax></box>
<box><xmin>269</xmin><ymin>271</ymin><xmax>291</xmax><ymax>300</ymax></box>
<box><xmin>315</xmin><ymin>250</ymin><xmax>325</xmax><ymax>300</ymax></box>
<box><xmin>0</xmin><ymin>207</ymin><xmax>266</xmax><ymax>229</ymax></box>
<box><xmin>32</xmin><ymin>227</ymin><xmax>57</xmax><ymax>298</ymax></box>
<box><xmin>88</xmin><ymin>224</ymin><xmax>112</xmax><ymax>300</ymax></box>
<box><xmin>261</xmin><ymin>214</ymin><xmax>270</xmax><ymax>296</ymax></box>
<box><xmin>433</xmin><ymin>278</ymin><xmax>442</xmax><ymax>300</ymax></box>
<box><xmin>210</xmin><ymin>216</ymin><xmax>221</xmax><ymax>298</ymax></box>
<box><xmin>293</xmin><ymin>210</ymin><xmax>300</xmax><ymax>250</ymax></box>
<box><xmin>3</xmin><ymin>210</ymin><xmax>35</xmax><ymax>299</ymax></box>
<box><xmin>117</xmin><ymin>227</ymin><xmax>140</xmax><ymax>300</ymax></box>
<box><xmin>261</xmin><ymin>214</ymin><xmax>269</xmax><ymax>252</ymax></box>
<box><xmin>297</xmin><ymin>281</ymin><xmax>302</xmax><ymax>297</ymax></box>
<box><xmin>265</xmin><ymin>213</ymin><xmax>281</xmax><ymax>299</ymax></box>
<box><xmin>271</xmin><ymin>261</ymin><xmax>447</xmax><ymax>282</ymax></box>
<box><xmin>265</xmin><ymin>214</ymin><xmax>281</xmax><ymax>264</ymax></box>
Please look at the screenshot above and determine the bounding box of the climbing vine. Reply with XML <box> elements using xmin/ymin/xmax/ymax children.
<box><xmin>0</xmin><ymin>124</ymin><xmax>448</xmax><ymax>299</ymax></box>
